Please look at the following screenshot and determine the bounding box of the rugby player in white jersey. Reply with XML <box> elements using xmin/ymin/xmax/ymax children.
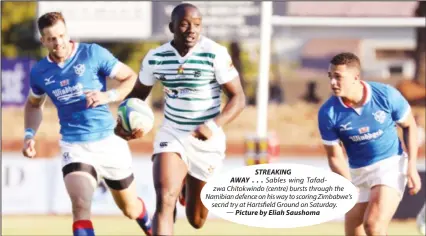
<box><xmin>22</xmin><ymin>12</ymin><xmax>152</xmax><ymax>236</ymax></box>
<box><xmin>318</xmin><ymin>52</ymin><xmax>422</xmax><ymax>236</ymax></box>
<box><xmin>115</xmin><ymin>3</ymin><xmax>246</xmax><ymax>235</ymax></box>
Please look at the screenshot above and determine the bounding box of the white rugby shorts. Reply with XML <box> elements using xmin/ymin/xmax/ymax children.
<box><xmin>350</xmin><ymin>153</ymin><xmax>408</xmax><ymax>203</ymax></box>
<box><xmin>59</xmin><ymin>134</ymin><xmax>133</xmax><ymax>182</ymax></box>
<box><xmin>152</xmin><ymin>124</ymin><xmax>226</xmax><ymax>182</ymax></box>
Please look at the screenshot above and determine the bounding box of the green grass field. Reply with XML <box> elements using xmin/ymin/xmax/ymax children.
<box><xmin>2</xmin><ymin>215</ymin><xmax>421</xmax><ymax>235</ymax></box>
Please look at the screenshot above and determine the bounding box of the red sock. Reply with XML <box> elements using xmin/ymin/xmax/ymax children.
<box><xmin>73</xmin><ymin>220</ymin><xmax>94</xmax><ymax>236</ymax></box>
<box><xmin>136</xmin><ymin>197</ymin><xmax>152</xmax><ymax>236</ymax></box>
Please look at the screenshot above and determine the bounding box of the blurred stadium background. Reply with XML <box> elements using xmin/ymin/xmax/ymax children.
<box><xmin>2</xmin><ymin>1</ymin><xmax>425</xmax><ymax>235</ymax></box>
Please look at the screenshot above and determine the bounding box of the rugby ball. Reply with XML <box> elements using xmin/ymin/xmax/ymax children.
<box><xmin>117</xmin><ymin>98</ymin><xmax>154</xmax><ymax>135</ymax></box>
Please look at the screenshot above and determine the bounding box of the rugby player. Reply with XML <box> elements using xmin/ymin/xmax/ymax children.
<box><xmin>115</xmin><ymin>3</ymin><xmax>246</xmax><ymax>235</ymax></box>
<box><xmin>22</xmin><ymin>12</ymin><xmax>152</xmax><ymax>236</ymax></box>
<box><xmin>318</xmin><ymin>52</ymin><xmax>422</xmax><ymax>236</ymax></box>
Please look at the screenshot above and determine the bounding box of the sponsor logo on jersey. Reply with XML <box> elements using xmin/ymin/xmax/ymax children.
<box><xmin>52</xmin><ymin>82</ymin><xmax>84</xmax><ymax>104</ymax></box>
<box><xmin>164</xmin><ymin>87</ymin><xmax>198</xmax><ymax>98</ymax></box>
<box><xmin>194</xmin><ymin>70</ymin><xmax>201</xmax><ymax>77</ymax></box>
<box><xmin>349</xmin><ymin>129</ymin><xmax>383</xmax><ymax>142</ymax></box>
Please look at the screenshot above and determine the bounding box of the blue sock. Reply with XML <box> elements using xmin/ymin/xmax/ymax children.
<box><xmin>136</xmin><ymin>197</ymin><xmax>152</xmax><ymax>236</ymax></box>
<box><xmin>73</xmin><ymin>220</ymin><xmax>95</xmax><ymax>236</ymax></box>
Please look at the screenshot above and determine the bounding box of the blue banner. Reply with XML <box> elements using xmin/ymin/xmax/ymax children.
<box><xmin>1</xmin><ymin>58</ymin><xmax>34</xmax><ymax>107</ymax></box>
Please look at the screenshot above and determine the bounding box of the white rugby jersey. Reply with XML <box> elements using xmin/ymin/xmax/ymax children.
<box><xmin>139</xmin><ymin>36</ymin><xmax>239</xmax><ymax>131</ymax></box>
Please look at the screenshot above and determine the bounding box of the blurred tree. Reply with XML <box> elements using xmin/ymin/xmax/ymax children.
<box><xmin>414</xmin><ymin>1</ymin><xmax>426</xmax><ymax>86</ymax></box>
<box><xmin>230</xmin><ymin>42</ymin><xmax>245</xmax><ymax>91</ymax></box>
<box><xmin>396</xmin><ymin>1</ymin><xmax>426</xmax><ymax>106</ymax></box>
<box><xmin>1</xmin><ymin>2</ymin><xmax>43</xmax><ymax>59</ymax></box>
<box><xmin>238</xmin><ymin>43</ymin><xmax>259</xmax><ymax>104</ymax></box>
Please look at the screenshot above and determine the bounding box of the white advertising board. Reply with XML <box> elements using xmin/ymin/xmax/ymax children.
<box><xmin>37</xmin><ymin>2</ymin><xmax>152</xmax><ymax>40</ymax></box>
<box><xmin>3</xmin><ymin>152</ymin><xmax>424</xmax><ymax>220</ymax></box>
<box><xmin>2</xmin><ymin>157</ymin><xmax>53</xmax><ymax>214</ymax></box>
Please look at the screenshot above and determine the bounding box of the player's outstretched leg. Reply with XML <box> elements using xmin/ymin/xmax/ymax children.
<box><xmin>344</xmin><ymin>202</ymin><xmax>368</xmax><ymax>236</ymax></box>
<box><xmin>363</xmin><ymin>185</ymin><xmax>401</xmax><ymax>236</ymax></box>
<box><xmin>185</xmin><ymin>174</ymin><xmax>209</xmax><ymax>229</ymax></box>
<box><xmin>106</xmin><ymin>174</ymin><xmax>152</xmax><ymax>236</ymax></box>
<box><xmin>152</xmin><ymin>152</ymin><xmax>188</xmax><ymax>235</ymax></box>
<box><xmin>63</xmin><ymin>164</ymin><xmax>97</xmax><ymax>236</ymax></box>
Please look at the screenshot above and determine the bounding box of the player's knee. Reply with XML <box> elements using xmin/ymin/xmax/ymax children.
<box><xmin>187</xmin><ymin>215</ymin><xmax>206</xmax><ymax>229</ymax></box>
<box><xmin>156</xmin><ymin>188</ymin><xmax>179</xmax><ymax>212</ymax></box>
<box><xmin>71</xmin><ymin>196</ymin><xmax>91</xmax><ymax>215</ymax></box>
<box><xmin>364</xmin><ymin>219</ymin><xmax>385</xmax><ymax>235</ymax></box>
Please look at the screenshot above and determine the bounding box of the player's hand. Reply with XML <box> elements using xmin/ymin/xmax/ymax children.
<box><xmin>114</xmin><ymin>117</ymin><xmax>144</xmax><ymax>141</ymax></box>
<box><xmin>85</xmin><ymin>91</ymin><xmax>109</xmax><ymax>108</ymax></box>
<box><xmin>407</xmin><ymin>165</ymin><xmax>422</xmax><ymax>195</ymax></box>
<box><xmin>22</xmin><ymin>138</ymin><xmax>36</xmax><ymax>158</ymax></box>
<box><xmin>191</xmin><ymin>124</ymin><xmax>212</xmax><ymax>141</ymax></box>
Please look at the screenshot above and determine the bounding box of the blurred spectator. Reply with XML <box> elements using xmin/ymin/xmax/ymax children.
<box><xmin>302</xmin><ymin>81</ymin><xmax>321</xmax><ymax>104</ymax></box>
<box><xmin>269</xmin><ymin>80</ymin><xmax>284</xmax><ymax>104</ymax></box>
<box><xmin>230</xmin><ymin>42</ymin><xmax>246</xmax><ymax>91</ymax></box>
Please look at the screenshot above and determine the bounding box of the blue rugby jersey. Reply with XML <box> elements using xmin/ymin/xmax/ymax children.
<box><xmin>29</xmin><ymin>42</ymin><xmax>122</xmax><ymax>143</ymax></box>
<box><xmin>318</xmin><ymin>81</ymin><xmax>410</xmax><ymax>168</ymax></box>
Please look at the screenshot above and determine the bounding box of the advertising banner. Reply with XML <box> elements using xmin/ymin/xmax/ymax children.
<box><xmin>151</xmin><ymin>1</ymin><xmax>287</xmax><ymax>41</ymax></box>
<box><xmin>37</xmin><ymin>2</ymin><xmax>152</xmax><ymax>40</ymax></box>
<box><xmin>2</xmin><ymin>157</ymin><xmax>53</xmax><ymax>214</ymax></box>
<box><xmin>2</xmin><ymin>153</ymin><xmax>424</xmax><ymax>220</ymax></box>
<box><xmin>1</xmin><ymin>58</ymin><xmax>33</xmax><ymax>107</ymax></box>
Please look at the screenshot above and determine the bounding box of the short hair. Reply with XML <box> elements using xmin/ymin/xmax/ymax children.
<box><xmin>37</xmin><ymin>12</ymin><xmax>66</xmax><ymax>34</ymax></box>
<box><xmin>171</xmin><ymin>3</ymin><xmax>199</xmax><ymax>22</ymax></box>
<box><xmin>330</xmin><ymin>52</ymin><xmax>361</xmax><ymax>71</ymax></box>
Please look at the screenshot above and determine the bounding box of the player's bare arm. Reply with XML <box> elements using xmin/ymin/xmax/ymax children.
<box><xmin>323</xmin><ymin>143</ymin><xmax>351</xmax><ymax>180</ymax></box>
<box><xmin>192</xmin><ymin>77</ymin><xmax>246</xmax><ymax>140</ymax></box>
<box><xmin>22</xmin><ymin>93</ymin><xmax>47</xmax><ymax>158</ymax></box>
<box><xmin>398</xmin><ymin>110</ymin><xmax>422</xmax><ymax>195</ymax></box>
<box><xmin>215</xmin><ymin>77</ymin><xmax>246</xmax><ymax>127</ymax></box>
<box><xmin>86</xmin><ymin>64</ymin><xmax>137</xmax><ymax>108</ymax></box>
<box><xmin>126</xmin><ymin>79</ymin><xmax>153</xmax><ymax>102</ymax></box>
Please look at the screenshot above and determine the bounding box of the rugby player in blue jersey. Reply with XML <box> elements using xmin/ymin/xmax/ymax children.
<box><xmin>21</xmin><ymin>12</ymin><xmax>152</xmax><ymax>236</ymax></box>
<box><xmin>318</xmin><ymin>52</ymin><xmax>422</xmax><ymax>236</ymax></box>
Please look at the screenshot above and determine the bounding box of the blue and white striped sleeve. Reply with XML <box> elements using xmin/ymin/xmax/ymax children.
<box><xmin>318</xmin><ymin>107</ymin><xmax>340</xmax><ymax>146</ymax></box>
<box><xmin>92</xmin><ymin>44</ymin><xmax>122</xmax><ymax>79</ymax></box>
<box><xmin>387</xmin><ymin>85</ymin><xmax>411</xmax><ymax>123</ymax></box>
